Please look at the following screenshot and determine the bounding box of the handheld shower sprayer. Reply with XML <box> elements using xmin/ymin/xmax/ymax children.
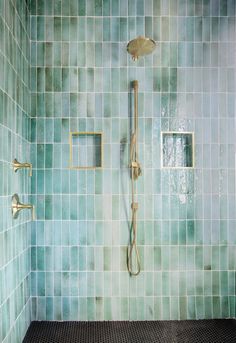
<box><xmin>127</xmin><ymin>80</ymin><xmax>142</xmax><ymax>276</ymax></box>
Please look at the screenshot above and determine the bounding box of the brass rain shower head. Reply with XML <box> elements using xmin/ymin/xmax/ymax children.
<box><xmin>127</xmin><ymin>36</ymin><xmax>156</xmax><ymax>61</ymax></box>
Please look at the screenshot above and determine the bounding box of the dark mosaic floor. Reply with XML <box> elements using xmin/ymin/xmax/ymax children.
<box><xmin>23</xmin><ymin>319</ymin><xmax>236</xmax><ymax>343</ymax></box>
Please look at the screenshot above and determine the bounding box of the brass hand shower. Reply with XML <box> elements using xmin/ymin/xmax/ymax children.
<box><xmin>127</xmin><ymin>80</ymin><xmax>141</xmax><ymax>276</ymax></box>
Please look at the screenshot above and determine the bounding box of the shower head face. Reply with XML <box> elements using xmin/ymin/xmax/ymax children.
<box><xmin>127</xmin><ymin>36</ymin><xmax>156</xmax><ymax>61</ymax></box>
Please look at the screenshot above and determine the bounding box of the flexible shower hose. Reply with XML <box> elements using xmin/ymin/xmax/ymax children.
<box><xmin>127</xmin><ymin>80</ymin><xmax>141</xmax><ymax>276</ymax></box>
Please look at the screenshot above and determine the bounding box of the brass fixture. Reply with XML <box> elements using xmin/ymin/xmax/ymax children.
<box><xmin>12</xmin><ymin>194</ymin><xmax>35</xmax><ymax>220</ymax></box>
<box><xmin>127</xmin><ymin>80</ymin><xmax>141</xmax><ymax>276</ymax></box>
<box><xmin>127</xmin><ymin>36</ymin><xmax>156</xmax><ymax>61</ymax></box>
<box><xmin>12</xmin><ymin>159</ymin><xmax>32</xmax><ymax>176</ymax></box>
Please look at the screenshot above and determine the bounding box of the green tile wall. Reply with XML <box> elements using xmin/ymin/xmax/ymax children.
<box><xmin>0</xmin><ymin>0</ymin><xmax>31</xmax><ymax>342</ymax></box>
<box><xmin>30</xmin><ymin>0</ymin><xmax>236</xmax><ymax>321</ymax></box>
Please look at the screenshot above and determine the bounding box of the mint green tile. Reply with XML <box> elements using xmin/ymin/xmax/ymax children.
<box><xmin>170</xmin><ymin>297</ymin><xmax>178</xmax><ymax>320</ymax></box>
<box><xmin>104</xmin><ymin>298</ymin><xmax>112</xmax><ymax>320</ymax></box>
<box><xmin>229</xmin><ymin>296</ymin><xmax>235</xmax><ymax>317</ymax></box>
<box><xmin>37</xmin><ymin>17</ymin><xmax>45</xmax><ymax>41</ymax></box>
<box><xmin>196</xmin><ymin>296</ymin><xmax>204</xmax><ymax>319</ymax></box>
<box><xmin>179</xmin><ymin>297</ymin><xmax>187</xmax><ymax>320</ymax></box>
<box><xmin>101</xmin><ymin>0</ymin><xmax>109</xmax><ymax>15</ymax></box>
<box><xmin>153</xmin><ymin>297</ymin><xmax>161</xmax><ymax>320</ymax></box>
<box><xmin>195</xmin><ymin>271</ymin><xmax>204</xmax><ymax>296</ymax></box>
<box><xmin>161</xmin><ymin>17</ymin><xmax>169</xmax><ymax>42</ymax></box>
<box><xmin>37</xmin><ymin>248</ymin><xmax>45</xmax><ymax>271</ymax></box>
<box><xmin>70</xmin><ymin>0</ymin><xmax>78</xmax><ymax>15</ymax></box>
<box><xmin>37</xmin><ymin>0</ymin><xmax>45</xmax><ymax>15</ymax></box>
<box><xmin>59</xmin><ymin>0</ymin><xmax>68</xmax><ymax>15</ymax></box>
<box><xmin>3</xmin><ymin>0</ymin><xmax>234</xmax><ymax>326</ymax></box>
<box><xmin>103</xmin><ymin>18</ymin><xmax>110</xmax><ymax>41</ymax></box>
<box><xmin>45</xmin><ymin>297</ymin><xmax>53</xmax><ymax>320</ymax></box>
<box><xmin>54</xmin><ymin>17</ymin><xmax>61</xmax><ymax>41</ymax></box>
<box><xmin>60</xmin><ymin>18</ymin><xmax>69</xmax><ymax>42</ymax></box>
<box><xmin>221</xmin><ymin>271</ymin><xmax>228</xmax><ymax>296</ymax></box>
<box><xmin>86</xmin><ymin>18</ymin><xmax>95</xmax><ymax>42</ymax></box>
<box><xmin>52</xmin><ymin>0</ymin><xmax>61</xmax><ymax>14</ymax></box>
<box><xmin>120</xmin><ymin>18</ymin><xmax>128</xmax><ymax>42</ymax></box>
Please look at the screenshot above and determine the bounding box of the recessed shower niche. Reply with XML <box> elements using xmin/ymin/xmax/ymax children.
<box><xmin>69</xmin><ymin>132</ymin><xmax>103</xmax><ymax>169</ymax></box>
<box><xmin>161</xmin><ymin>132</ymin><xmax>194</xmax><ymax>169</ymax></box>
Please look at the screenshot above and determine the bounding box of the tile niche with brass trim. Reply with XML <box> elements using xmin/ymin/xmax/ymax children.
<box><xmin>161</xmin><ymin>131</ymin><xmax>194</xmax><ymax>169</ymax></box>
<box><xmin>69</xmin><ymin>132</ymin><xmax>103</xmax><ymax>169</ymax></box>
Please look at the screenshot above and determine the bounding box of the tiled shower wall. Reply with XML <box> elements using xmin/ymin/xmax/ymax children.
<box><xmin>0</xmin><ymin>0</ymin><xmax>31</xmax><ymax>342</ymax></box>
<box><xmin>30</xmin><ymin>0</ymin><xmax>236</xmax><ymax>321</ymax></box>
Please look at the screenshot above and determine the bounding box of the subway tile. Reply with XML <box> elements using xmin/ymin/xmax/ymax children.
<box><xmin>0</xmin><ymin>0</ymin><xmax>234</xmax><ymax>328</ymax></box>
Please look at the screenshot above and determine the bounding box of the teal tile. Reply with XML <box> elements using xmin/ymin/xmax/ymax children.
<box><xmin>103</xmin><ymin>18</ymin><xmax>111</xmax><ymax>42</ymax></box>
<box><xmin>1</xmin><ymin>0</ymin><xmax>232</xmax><ymax>326</ymax></box>
<box><xmin>187</xmin><ymin>296</ymin><xmax>196</xmax><ymax>319</ymax></box>
<box><xmin>70</xmin><ymin>0</ymin><xmax>79</xmax><ymax>16</ymax></box>
<box><xmin>37</xmin><ymin>17</ymin><xmax>45</xmax><ymax>41</ymax></box>
<box><xmin>170</xmin><ymin>297</ymin><xmax>179</xmax><ymax>320</ymax></box>
<box><xmin>60</xmin><ymin>0</ymin><xmax>69</xmax><ymax>15</ymax></box>
<box><xmin>179</xmin><ymin>297</ymin><xmax>187</xmax><ymax>320</ymax></box>
<box><xmin>196</xmin><ymin>296</ymin><xmax>204</xmax><ymax>319</ymax></box>
<box><xmin>37</xmin><ymin>0</ymin><xmax>45</xmax><ymax>15</ymax></box>
<box><xmin>61</xmin><ymin>18</ymin><xmax>70</xmax><ymax>41</ymax></box>
<box><xmin>54</xmin><ymin>17</ymin><xmax>62</xmax><ymax>41</ymax></box>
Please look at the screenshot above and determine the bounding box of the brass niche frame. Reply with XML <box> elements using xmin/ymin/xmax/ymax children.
<box><xmin>161</xmin><ymin>131</ymin><xmax>195</xmax><ymax>169</ymax></box>
<box><xmin>69</xmin><ymin>132</ymin><xmax>103</xmax><ymax>169</ymax></box>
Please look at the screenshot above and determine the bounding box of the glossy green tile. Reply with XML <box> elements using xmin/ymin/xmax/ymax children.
<box><xmin>53</xmin><ymin>17</ymin><xmax>61</xmax><ymax>42</ymax></box>
<box><xmin>37</xmin><ymin>17</ymin><xmax>45</xmax><ymax>41</ymax></box>
<box><xmin>179</xmin><ymin>297</ymin><xmax>187</xmax><ymax>320</ymax></box>
<box><xmin>11</xmin><ymin>0</ymin><xmax>234</xmax><ymax>325</ymax></box>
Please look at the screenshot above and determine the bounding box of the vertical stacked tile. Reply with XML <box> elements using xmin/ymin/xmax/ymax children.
<box><xmin>0</xmin><ymin>0</ymin><xmax>31</xmax><ymax>342</ymax></box>
<box><xmin>30</xmin><ymin>0</ymin><xmax>236</xmax><ymax>321</ymax></box>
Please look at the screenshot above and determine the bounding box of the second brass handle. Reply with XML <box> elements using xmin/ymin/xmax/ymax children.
<box><xmin>12</xmin><ymin>194</ymin><xmax>35</xmax><ymax>220</ymax></box>
<box><xmin>13</xmin><ymin>159</ymin><xmax>32</xmax><ymax>176</ymax></box>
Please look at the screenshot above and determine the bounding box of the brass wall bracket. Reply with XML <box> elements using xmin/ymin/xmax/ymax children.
<box><xmin>13</xmin><ymin>158</ymin><xmax>32</xmax><ymax>176</ymax></box>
